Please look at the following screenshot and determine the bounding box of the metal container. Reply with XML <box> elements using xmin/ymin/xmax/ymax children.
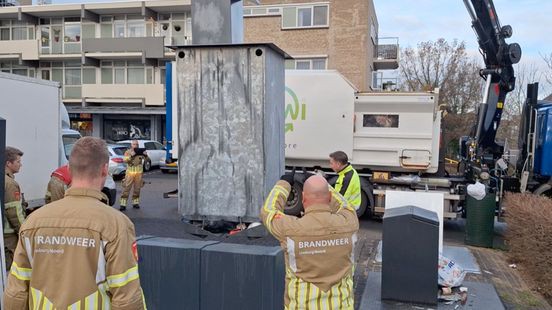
<box><xmin>381</xmin><ymin>205</ymin><xmax>439</xmax><ymax>305</ymax></box>
<box><xmin>174</xmin><ymin>44</ymin><xmax>286</xmax><ymax>222</ymax></box>
<box><xmin>465</xmin><ymin>192</ymin><xmax>496</xmax><ymax>248</ymax></box>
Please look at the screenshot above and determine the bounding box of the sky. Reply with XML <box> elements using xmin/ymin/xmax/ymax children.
<box><xmin>373</xmin><ymin>0</ymin><xmax>552</xmax><ymax>77</ymax></box>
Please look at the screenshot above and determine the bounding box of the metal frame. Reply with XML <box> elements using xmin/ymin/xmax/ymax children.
<box><xmin>0</xmin><ymin>117</ymin><xmax>6</xmax><ymax>303</ymax></box>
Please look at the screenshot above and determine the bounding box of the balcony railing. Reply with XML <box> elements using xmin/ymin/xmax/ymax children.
<box><xmin>374</xmin><ymin>37</ymin><xmax>399</xmax><ymax>70</ymax></box>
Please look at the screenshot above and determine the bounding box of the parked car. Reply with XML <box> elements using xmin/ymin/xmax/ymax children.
<box><xmin>160</xmin><ymin>160</ymin><xmax>178</xmax><ymax>174</ymax></box>
<box><xmin>108</xmin><ymin>144</ymin><xmax>128</xmax><ymax>178</ymax></box>
<box><xmin>117</xmin><ymin>140</ymin><xmax>167</xmax><ymax>171</ymax></box>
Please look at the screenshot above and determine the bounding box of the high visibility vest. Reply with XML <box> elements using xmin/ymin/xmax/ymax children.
<box><xmin>334</xmin><ymin>164</ymin><xmax>362</xmax><ymax>210</ymax></box>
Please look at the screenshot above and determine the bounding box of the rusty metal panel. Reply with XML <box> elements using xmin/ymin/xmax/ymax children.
<box><xmin>175</xmin><ymin>44</ymin><xmax>285</xmax><ymax>222</ymax></box>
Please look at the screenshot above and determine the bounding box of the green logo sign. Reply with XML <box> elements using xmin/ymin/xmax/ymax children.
<box><xmin>285</xmin><ymin>87</ymin><xmax>306</xmax><ymax>133</ymax></box>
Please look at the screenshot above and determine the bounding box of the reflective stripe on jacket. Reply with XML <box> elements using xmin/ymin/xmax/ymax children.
<box><xmin>261</xmin><ymin>181</ymin><xmax>359</xmax><ymax>309</ymax></box>
<box><xmin>3</xmin><ymin>188</ymin><xmax>146</xmax><ymax>310</ymax></box>
<box><xmin>124</xmin><ymin>150</ymin><xmax>144</xmax><ymax>174</ymax></box>
<box><xmin>334</xmin><ymin>164</ymin><xmax>362</xmax><ymax>210</ymax></box>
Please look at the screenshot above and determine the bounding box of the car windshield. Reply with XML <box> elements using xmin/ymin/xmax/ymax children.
<box><xmin>112</xmin><ymin>147</ymin><xmax>127</xmax><ymax>156</ymax></box>
<box><xmin>63</xmin><ymin>134</ymin><xmax>81</xmax><ymax>159</ymax></box>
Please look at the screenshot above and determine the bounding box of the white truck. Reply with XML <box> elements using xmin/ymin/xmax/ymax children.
<box><xmin>283</xmin><ymin>70</ymin><xmax>460</xmax><ymax>218</ymax></box>
<box><xmin>167</xmin><ymin>69</ymin><xmax>460</xmax><ymax>219</ymax></box>
<box><xmin>0</xmin><ymin>73</ymin><xmax>117</xmax><ymax>208</ymax></box>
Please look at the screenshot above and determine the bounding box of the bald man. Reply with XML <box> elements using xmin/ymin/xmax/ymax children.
<box><xmin>261</xmin><ymin>174</ymin><xmax>359</xmax><ymax>309</ymax></box>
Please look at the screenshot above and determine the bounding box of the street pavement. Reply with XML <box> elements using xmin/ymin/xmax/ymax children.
<box><xmin>113</xmin><ymin>169</ymin><xmax>550</xmax><ymax>310</ymax></box>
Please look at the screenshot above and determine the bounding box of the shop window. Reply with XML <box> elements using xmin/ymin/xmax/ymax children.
<box><xmin>104</xmin><ymin>119</ymin><xmax>151</xmax><ymax>142</ymax></box>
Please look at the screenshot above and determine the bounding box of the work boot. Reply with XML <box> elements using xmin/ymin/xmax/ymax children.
<box><xmin>119</xmin><ymin>206</ymin><xmax>126</xmax><ymax>211</ymax></box>
<box><xmin>133</xmin><ymin>204</ymin><xmax>140</xmax><ymax>209</ymax></box>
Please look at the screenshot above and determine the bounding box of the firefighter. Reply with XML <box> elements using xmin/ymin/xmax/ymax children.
<box><xmin>119</xmin><ymin>140</ymin><xmax>147</xmax><ymax>211</ymax></box>
<box><xmin>3</xmin><ymin>146</ymin><xmax>26</xmax><ymax>271</ymax></box>
<box><xmin>329</xmin><ymin>151</ymin><xmax>362</xmax><ymax>211</ymax></box>
<box><xmin>261</xmin><ymin>174</ymin><xmax>359</xmax><ymax>309</ymax></box>
<box><xmin>44</xmin><ymin>164</ymin><xmax>71</xmax><ymax>204</ymax></box>
<box><xmin>4</xmin><ymin>137</ymin><xmax>146</xmax><ymax>309</ymax></box>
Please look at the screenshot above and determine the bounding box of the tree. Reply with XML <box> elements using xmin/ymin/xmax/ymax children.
<box><xmin>542</xmin><ymin>52</ymin><xmax>552</xmax><ymax>96</ymax></box>
<box><xmin>398</xmin><ymin>39</ymin><xmax>484</xmax><ymax>157</ymax></box>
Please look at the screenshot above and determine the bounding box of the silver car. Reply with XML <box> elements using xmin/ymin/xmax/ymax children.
<box><xmin>108</xmin><ymin>144</ymin><xmax>128</xmax><ymax>178</ymax></box>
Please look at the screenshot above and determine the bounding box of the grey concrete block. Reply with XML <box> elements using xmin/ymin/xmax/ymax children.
<box><xmin>137</xmin><ymin>237</ymin><xmax>218</xmax><ymax>310</ymax></box>
<box><xmin>200</xmin><ymin>243</ymin><xmax>285</xmax><ymax>310</ymax></box>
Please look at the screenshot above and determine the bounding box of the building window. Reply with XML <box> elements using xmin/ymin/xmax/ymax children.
<box><xmin>363</xmin><ymin>114</ymin><xmax>399</xmax><ymax>128</ymax></box>
<box><xmin>100</xmin><ymin>15</ymin><xmax>147</xmax><ymax>38</ymax></box>
<box><xmin>282</xmin><ymin>4</ymin><xmax>329</xmax><ymax>29</ymax></box>
<box><xmin>0</xmin><ymin>20</ymin><xmax>34</xmax><ymax>40</ymax></box>
<box><xmin>244</xmin><ymin>6</ymin><xmax>281</xmax><ymax>16</ymax></box>
<box><xmin>285</xmin><ymin>58</ymin><xmax>327</xmax><ymax>70</ymax></box>
<box><xmin>100</xmin><ymin>60</ymin><xmax>153</xmax><ymax>85</ymax></box>
<box><xmin>127</xmin><ymin>18</ymin><xmax>145</xmax><ymax>37</ymax></box>
<box><xmin>0</xmin><ymin>61</ymin><xmax>33</xmax><ymax>77</ymax></box>
<box><xmin>157</xmin><ymin>12</ymin><xmax>191</xmax><ymax>46</ymax></box>
<box><xmin>64</xmin><ymin>23</ymin><xmax>80</xmax><ymax>43</ymax></box>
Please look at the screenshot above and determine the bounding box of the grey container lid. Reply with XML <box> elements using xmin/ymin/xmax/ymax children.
<box><xmin>383</xmin><ymin>205</ymin><xmax>439</xmax><ymax>226</ymax></box>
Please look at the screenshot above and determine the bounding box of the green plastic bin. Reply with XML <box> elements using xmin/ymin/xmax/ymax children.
<box><xmin>465</xmin><ymin>191</ymin><xmax>496</xmax><ymax>248</ymax></box>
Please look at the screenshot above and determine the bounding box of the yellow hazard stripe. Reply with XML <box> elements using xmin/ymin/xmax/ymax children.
<box><xmin>31</xmin><ymin>287</ymin><xmax>43</xmax><ymax>310</ymax></box>
<box><xmin>107</xmin><ymin>265</ymin><xmax>140</xmax><ymax>288</ymax></box>
<box><xmin>10</xmin><ymin>262</ymin><xmax>32</xmax><ymax>281</ymax></box>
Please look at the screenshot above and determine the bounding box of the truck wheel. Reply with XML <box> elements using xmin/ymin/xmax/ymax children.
<box><xmin>285</xmin><ymin>182</ymin><xmax>304</xmax><ymax>216</ymax></box>
<box><xmin>533</xmin><ymin>183</ymin><xmax>552</xmax><ymax>197</ymax></box>
<box><xmin>356</xmin><ymin>190</ymin><xmax>369</xmax><ymax>217</ymax></box>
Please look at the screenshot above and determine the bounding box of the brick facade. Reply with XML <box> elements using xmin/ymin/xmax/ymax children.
<box><xmin>244</xmin><ymin>0</ymin><xmax>378</xmax><ymax>91</ymax></box>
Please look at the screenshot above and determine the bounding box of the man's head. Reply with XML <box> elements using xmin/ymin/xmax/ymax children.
<box><xmin>5</xmin><ymin>147</ymin><xmax>23</xmax><ymax>174</ymax></box>
<box><xmin>69</xmin><ymin>137</ymin><xmax>109</xmax><ymax>190</ymax></box>
<box><xmin>329</xmin><ymin>151</ymin><xmax>348</xmax><ymax>172</ymax></box>
<box><xmin>131</xmin><ymin>140</ymin><xmax>139</xmax><ymax>150</ymax></box>
<box><xmin>302</xmin><ymin>175</ymin><xmax>331</xmax><ymax>209</ymax></box>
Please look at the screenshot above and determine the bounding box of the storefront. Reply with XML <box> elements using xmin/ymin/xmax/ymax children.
<box><xmin>67</xmin><ymin>107</ymin><xmax>166</xmax><ymax>143</ymax></box>
<box><xmin>69</xmin><ymin>113</ymin><xmax>93</xmax><ymax>136</ymax></box>
<box><xmin>104</xmin><ymin>118</ymin><xmax>152</xmax><ymax>142</ymax></box>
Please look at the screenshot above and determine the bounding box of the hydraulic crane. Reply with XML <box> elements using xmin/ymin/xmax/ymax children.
<box><xmin>460</xmin><ymin>0</ymin><xmax>522</xmax><ymax>178</ymax></box>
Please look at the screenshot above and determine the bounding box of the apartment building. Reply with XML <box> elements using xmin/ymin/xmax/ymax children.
<box><xmin>0</xmin><ymin>0</ymin><xmax>397</xmax><ymax>140</ymax></box>
<box><xmin>243</xmin><ymin>0</ymin><xmax>398</xmax><ymax>92</ymax></box>
<box><xmin>0</xmin><ymin>0</ymin><xmax>191</xmax><ymax>141</ymax></box>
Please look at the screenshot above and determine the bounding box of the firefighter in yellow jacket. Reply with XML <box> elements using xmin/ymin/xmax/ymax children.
<box><xmin>4</xmin><ymin>137</ymin><xmax>146</xmax><ymax>310</ymax></box>
<box><xmin>3</xmin><ymin>147</ymin><xmax>26</xmax><ymax>270</ymax></box>
<box><xmin>120</xmin><ymin>140</ymin><xmax>147</xmax><ymax>211</ymax></box>
<box><xmin>261</xmin><ymin>174</ymin><xmax>359</xmax><ymax>309</ymax></box>
<box><xmin>329</xmin><ymin>151</ymin><xmax>362</xmax><ymax>212</ymax></box>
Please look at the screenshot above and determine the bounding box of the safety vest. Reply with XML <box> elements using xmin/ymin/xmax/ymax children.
<box><xmin>334</xmin><ymin>164</ymin><xmax>362</xmax><ymax>210</ymax></box>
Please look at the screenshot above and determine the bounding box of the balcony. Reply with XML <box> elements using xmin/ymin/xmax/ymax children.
<box><xmin>374</xmin><ymin>37</ymin><xmax>399</xmax><ymax>70</ymax></box>
<box><xmin>371</xmin><ymin>71</ymin><xmax>399</xmax><ymax>91</ymax></box>
<box><xmin>82</xmin><ymin>37</ymin><xmax>165</xmax><ymax>60</ymax></box>
<box><xmin>0</xmin><ymin>39</ymin><xmax>39</xmax><ymax>61</ymax></box>
<box><xmin>82</xmin><ymin>84</ymin><xmax>164</xmax><ymax>106</ymax></box>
